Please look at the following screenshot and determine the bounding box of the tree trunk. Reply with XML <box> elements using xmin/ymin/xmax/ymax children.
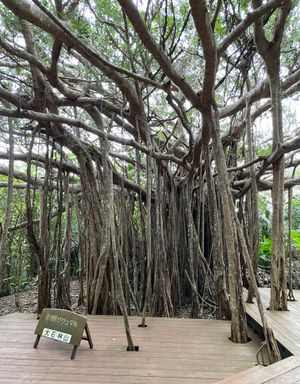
<box><xmin>269</xmin><ymin>72</ymin><xmax>287</xmax><ymax>311</ymax></box>
<box><xmin>0</xmin><ymin>117</ymin><xmax>14</xmax><ymax>296</ymax></box>
<box><xmin>140</xmin><ymin>153</ymin><xmax>153</xmax><ymax>326</ymax></box>
<box><xmin>245</xmin><ymin>101</ymin><xmax>259</xmax><ymax>303</ymax></box>
<box><xmin>75</xmin><ymin>195</ymin><xmax>86</xmax><ymax>307</ymax></box>
<box><xmin>252</xmin><ymin>0</ymin><xmax>291</xmax><ymax>312</ymax></box>
<box><xmin>25</xmin><ymin>131</ymin><xmax>51</xmax><ymax>314</ymax></box>
<box><xmin>209</xmin><ymin>109</ymin><xmax>248</xmax><ymax>343</ymax></box>
<box><xmin>203</xmin><ymin>139</ymin><xmax>230</xmax><ymax>320</ymax></box>
<box><xmin>55</xmin><ymin>173</ymin><xmax>72</xmax><ymax>309</ymax></box>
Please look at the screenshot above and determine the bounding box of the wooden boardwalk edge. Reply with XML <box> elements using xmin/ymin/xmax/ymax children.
<box><xmin>217</xmin><ymin>288</ymin><xmax>300</xmax><ymax>383</ymax></box>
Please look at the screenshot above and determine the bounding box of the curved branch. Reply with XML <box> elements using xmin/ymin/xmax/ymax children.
<box><xmin>0</xmin><ymin>107</ymin><xmax>189</xmax><ymax>169</ymax></box>
<box><xmin>1</xmin><ymin>0</ymin><xmax>143</xmax><ymax>119</ymax></box>
<box><xmin>218</xmin><ymin>0</ymin><xmax>284</xmax><ymax>57</ymax></box>
<box><xmin>219</xmin><ymin>67</ymin><xmax>300</xmax><ymax>119</ymax></box>
<box><xmin>117</xmin><ymin>0</ymin><xmax>201</xmax><ymax>109</ymax></box>
<box><xmin>0</xmin><ymin>151</ymin><xmax>79</xmax><ymax>174</ymax></box>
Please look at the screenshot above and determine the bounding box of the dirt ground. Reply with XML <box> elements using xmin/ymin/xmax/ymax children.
<box><xmin>0</xmin><ymin>280</ymin><xmax>85</xmax><ymax>317</ymax></box>
<box><xmin>0</xmin><ymin>267</ymin><xmax>271</xmax><ymax>318</ymax></box>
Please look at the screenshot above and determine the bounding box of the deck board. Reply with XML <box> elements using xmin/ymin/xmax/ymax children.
<box><xmin>218</xmin><ymin>356</ymin><xmax>300</xmax><ymax>383</ymax></box>
<box><xmin>245</xmin><ymin>289</ymin><xmax>300</xmax><ymax>355</ymax></box>
<box><xmin>218</xmin><ymin>288</ymin><xmax>300</xmax><ymax>383</ymax></box>
<box><xmin>0</xmin><ymin>314</ymin><xmax>263</xmax><ymax>384</ymax></box>
<box><xmin>2</xmin><ymin>289</ymin><xmax>300</xmax><ymax>383</ymax></box>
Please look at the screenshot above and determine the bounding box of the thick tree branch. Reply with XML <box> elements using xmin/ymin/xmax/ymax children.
<box><xmin>189</xmin><ymin>0</ymin><xmax>217</xmax><ymax>105</ymax></box>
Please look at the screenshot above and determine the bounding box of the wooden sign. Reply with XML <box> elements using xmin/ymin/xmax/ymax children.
<box><xmin>33</xmin><ymin>308</ymin><xmax>93</xmax><ymax>359</ymax></box>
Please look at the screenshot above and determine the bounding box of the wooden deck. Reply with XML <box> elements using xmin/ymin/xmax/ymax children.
<box><xmin>2</xmin><ymin>289</ymin><xmax>300</xmax><ymax>384</ymax></box>
<box><xmin>217</xmin><ymin>356</ymin><xmax>300</xmax><ymax>383</ymax></box>
<box><xmin>218</xmin><ymin>288</ymin><xmax>300</xmax><ymax>383</ymax></box>
<box><xmin>245</xmin><ymin>288</ymin><xmax>300</xmax><ymax>356</ymax></box>
<box><xmin>0</xmin><ymin>313</ymin><xmax>264</xmax><ymax>384</ymax></box>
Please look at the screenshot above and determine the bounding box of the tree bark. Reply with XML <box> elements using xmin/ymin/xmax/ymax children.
<box><xmin>0</xmin><ymin>117</ymin><xmax>15</xmax><ymax>296</ymax></box>
<box><xmin>245</xmin><ymin>101</ymin><xmax>259</xmax><ymax>303</ymax></box>
<box><xmin>209</xmin><ymin>109</ymin><xmax>248</xmax><ymax>343</ymax></box>
<box><xmin>203</xmin><ymin>139</ymin><xmax>230</xmax><ymax>320</ymax></box>
<box><xmin>252</xmin><ymin>0</ymin><xmax>291</xmax><ymax>311</ymax></box>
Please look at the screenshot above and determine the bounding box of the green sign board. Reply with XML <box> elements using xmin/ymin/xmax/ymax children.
<box><xmin>34</xmin><ymin>308</ymin><xmax>93</xmax><ymax>359</ymax></box>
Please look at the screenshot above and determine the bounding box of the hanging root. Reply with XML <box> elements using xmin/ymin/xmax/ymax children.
<box><xmin>256</xmin><ymin>341</ymin><xmax>267</xmax><ymax>366</ymax></box>
<box><xmin>287</xmin><ymin>289</ymin><xmax>296</xmax><ymax>302</ymax></box>
<box><xmin>256</xmin><ymin>327</ymin><xmax>281</xmax><ymax>366</ymax></box>
<box><xmin>265</xmin><ymin>326</ymin><xmax>281</xmax><ymax>364</ymax></box>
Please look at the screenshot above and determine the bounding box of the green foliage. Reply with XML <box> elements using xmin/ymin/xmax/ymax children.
<box><xmin>70</xmin><ymin>16</ymin><xmax>92</xmax><ymax>38</ymax></box>
<box><xmin>214</xmin><ymin>17</ymin><xmax>227</xmax><ymax>37</ymax></box>
<box><xmin>258</xmin><ymin>193</ymin><xmax>300</xmax><ymax>267</ymax></box>
<box><xmin>3</xmin><ymin>276</ymin><xmax>29</xmax><ymax>293</ymax></box>
<box><xmin>258</xmin><ymin>193</ymin><xmax>272</xmax><ymax>239</ymax></box>
<box><xmin>70</xmin><ymin>244</ymin><xmax>79</xmax><ymax>277</ymax></box>
<box><xmin>256</xmin><ymin>145</ymin><xmax>272</xmax><ymax>157</ymax></box>
<box><xmin>259</xmin><ymin>230</ymin><xmax>300</xmax><ymax>267</ymax></box>
<box><xmin>289</xmin><ymin>197</ymin><xmax>300</xmax><ymax>230</ymax></box>
<box><xmin>258</xmin><ymin>237</ymin><xmax>272</xmax><ymax>267</ymax></box>
<box><xmin>291</xmin><ymin>230</ymin><xmax>300</xmax><ymax>251</ymax></box>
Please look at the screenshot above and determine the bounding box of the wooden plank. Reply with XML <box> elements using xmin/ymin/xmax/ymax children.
<box><xmin>0</xmin><ymin>314</ymin><xmax>264</xmax><ymax>383</ymax></box>
<box><xmin>245</xmin><ymin>289</ymin><xmax>300</xmax><ymax>355</ymax></box>
<box><xmin>7</xmin><ymin>299</ymin><xmax>300</xmax><ymax>384</ymax></box>
<box><xmin>215</xmin><ymin>364</ymin><xmax>265</xmax><ymax>383</ymax></box>
<box><xmin>219</xmin><ymin>289</ymin><xmax>300</xmax><ymax>384</ymax></box>
<box><xmin>217</xmin><ymin>357</ymin><xmax>300</xmax><ymax>384</ymax></box>
<box><xmin>263</xmin><ymin>366</ymin><xmax>300</xmax><ymax>383</ymax></box>
<box><xmin>18</xmin><ymin>379</ymin><xmax>217</xmax><ymax>384</ymax></box>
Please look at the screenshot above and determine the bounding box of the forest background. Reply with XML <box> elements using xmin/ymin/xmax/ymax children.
<box><xmin>0</xmin><ymin>0</ymin><xmax>299</xmax><ymax>360</ymax></box>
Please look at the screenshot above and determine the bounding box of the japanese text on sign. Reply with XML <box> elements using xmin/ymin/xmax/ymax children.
<box><xmin>45</xmin><ymin>314</ymin><xmax>79</xmax><ymax>328</ymax></box>
<box><xmin>42</xmin><ymin>327</ymin><xmax>72</xmax><ymax>343</ymax></box>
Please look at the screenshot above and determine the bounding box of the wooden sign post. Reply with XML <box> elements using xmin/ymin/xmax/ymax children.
<box><xmin>33</xmin><ymin>308</ymin><xmax>93</xmax><ymax>359</ymax></box>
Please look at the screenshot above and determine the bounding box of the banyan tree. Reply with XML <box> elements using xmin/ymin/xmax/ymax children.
<box><xmin>0</xmin><ymin>0</ymin><xmax>299</xmax><ymax>362</ymax></box>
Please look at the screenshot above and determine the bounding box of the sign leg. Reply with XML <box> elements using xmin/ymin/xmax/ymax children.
<box><xmin>33</xmin><ymin>335</ymin><xmax>41</xmax><ymax>349</ymax></box>
<box><xmin>71</xmin><ymin>345</ymin><xmax>78</xmax><ymax>359</ymax></box>
<box><xmin>85</xmin><ymin>324</ymin><xmax>93</xmax><ymax>349</ymax></box>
